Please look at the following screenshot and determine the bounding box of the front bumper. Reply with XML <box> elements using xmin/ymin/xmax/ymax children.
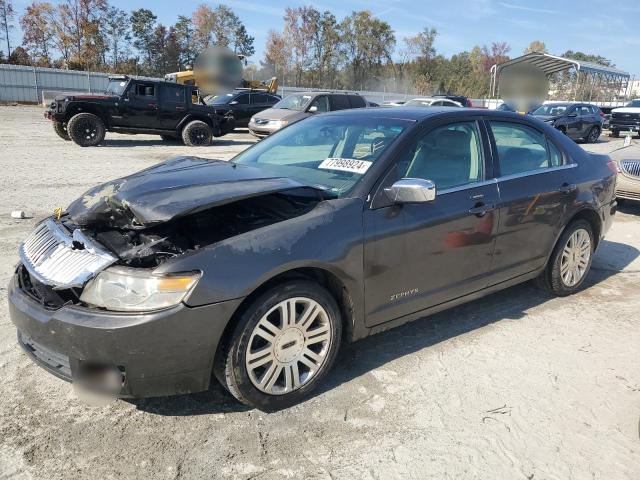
<box><xmin>610</xmin><ymin>123</ymin><xmax>640</xmax><ymax>133</ymax></box>
<box><xmin>248</xmin><ymin>120</ymin><xmax>281</xmax><ymax>137</ymax></box>
<box><xmin>616</xmin><ymin>171</ymin><xmax>640</xmax><ymax>201</ymax></box>
<box><xmin>8</xmin><ymin>270</ymin><xmax>244</xmax><ymax>398</ymax></box>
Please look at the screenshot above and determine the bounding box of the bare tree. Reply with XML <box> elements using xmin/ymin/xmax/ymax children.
<box><xmin>20</xmin><ymin>1</ymin><xmax>55</xmax><ymax>65</ymax></box>
<box><xmin>0</xmin><ymin>0</ymin><xmax>15</xmax><ymax>57</ymax></box>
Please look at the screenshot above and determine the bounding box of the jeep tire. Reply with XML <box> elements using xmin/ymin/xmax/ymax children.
<box><xmin>182</xmin><ymin>120</ymin><xmax>212</xmax><ymax>146</ymax></box>
<box><xmin>67</xmin><ymin>113</ymin><xmax>106</xmax><ymax>147</ymax></box>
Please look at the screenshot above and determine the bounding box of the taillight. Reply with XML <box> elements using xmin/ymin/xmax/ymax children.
<box><xmin>599</xmin><ymin>110</ymin><xmax>605</xmax><ymax>117</ymax></box>
<box><xmin>607</xmin><ymin>160</ymin><xmax>620</xmax><ymax>174</ymax></box>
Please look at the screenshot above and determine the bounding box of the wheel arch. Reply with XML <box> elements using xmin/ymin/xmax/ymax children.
<box><xmin>213</xmin><ymin>266</ymin><xmax>356</xmax><ymax>368</ymax></box>
<box><xmin>568</xmin><ymin>207</ymin><xmax>602</xmax><ymax>248</ymax></box>
<box><xmin>65</xmin><ymin>104</ymin><xmax>108</xmax><ymax>125</ymax></box>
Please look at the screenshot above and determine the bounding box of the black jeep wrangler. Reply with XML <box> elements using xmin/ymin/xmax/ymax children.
<box><xmin>45</xmin><ymin>76</ymin><xmax>235</xmax><ymax>147</ymax></box>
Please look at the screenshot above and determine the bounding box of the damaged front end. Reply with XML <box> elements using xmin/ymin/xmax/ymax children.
<box><xmin>18</xmin><ymin>156</ymin><xmax>325</xmax><ymax>310</ymax></box>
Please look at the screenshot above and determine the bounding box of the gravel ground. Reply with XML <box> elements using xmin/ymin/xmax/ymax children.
<box><xmin>1</xmin><ymin>106</ymin><xmax>639</xmax><ymax>479</ymax></box>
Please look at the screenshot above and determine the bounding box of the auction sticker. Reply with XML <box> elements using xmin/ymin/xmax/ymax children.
<box><xmin>318</xmin><ymin>158</ymin><xmax>372</xmax><ymax>174</ymax></box>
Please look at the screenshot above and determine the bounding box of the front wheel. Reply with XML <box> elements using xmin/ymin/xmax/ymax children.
<box><xmin>181</xmin><ymin>120</ymin><xmax>212</xmax><ymax>146</ymax></box>
<box><xmin>535</xmin><ymin>220</ymin><xmax>595</xmax><ymax>296</ymax></box>
<box><xmin>67</xmin><ymin>113</ymin><xmax>105</xmax><ymax>147</ymax></box>
<box><xmin>53</xmin><ymin>121</ymin><xmax>70</xmax><ymax>141</ymax></box>
<box><xmin>215</xmin><ymin>279</ymin><xmax>342</xmax><ymax>411</ymax></box>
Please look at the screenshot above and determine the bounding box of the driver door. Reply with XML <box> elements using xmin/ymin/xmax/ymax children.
<box><xmin>363</xmin><ymin>119</ymin><xmax>500</xmax><ymax>326</ymax></box>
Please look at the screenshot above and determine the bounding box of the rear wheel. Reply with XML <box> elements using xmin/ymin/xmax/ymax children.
<box><xmin>181</xmin><ymin>120</ymin><xmax>212</xmax><ymax>146</ymax></box>
<box><xmin>67</xmin><ymin>113</ymin><xmax>105</xmax><ymax>147</ymax></box>
<box><xmin>215</xmin><ymin>279</ymin><xmax>342</xmax><ymax>411</ymax></box>
<box><xmin>535</xmin><ymin>220</ymin><xmax>595</xmax><ymax>296</ymax></box>
<box><xmin>53</xmin><ymin>121</ymin><xmax>70</xmax><ymax>141</ymax></box>
<box><xmin>586</xmin><ymin>126</ymin><xmax>600</xmax><ymax>143</ymax></box>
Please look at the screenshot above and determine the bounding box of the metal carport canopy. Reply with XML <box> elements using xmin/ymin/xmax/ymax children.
<box><xmin>490</xmin><ymin>52</ymin><xmax>630</xmax><ymax>96</ymax></box>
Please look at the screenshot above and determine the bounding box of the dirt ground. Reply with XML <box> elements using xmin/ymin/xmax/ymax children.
<box><xmin>1</xmin><ymin>106</ymin><xmax>639</xmax><ymax>480</ymax></box>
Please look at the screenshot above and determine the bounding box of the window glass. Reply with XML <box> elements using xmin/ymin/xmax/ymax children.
<box><xmin>134</xmin><ymin>84</ymin><xmax>155</xmax><ymax>97</ymax></box>
<box><xmin>348</xmin><ymin>95</ymin><xmax>366</xmax><ymax>108</ymax></box>
<box><xmin>329</xmin><ymin>95</ymin><xmax>351</xmax><ymax>110</ymax></box>
<box><xmin>235</xmin><ymin>94</ymin><xmax>250</xmax><ymax>104</ymax></box>
<box><xmin>309</xmin><ymin>95</ymin><xmax>329</xmax><ymax>112</ymax></box>
<box><xmin>398</xmin><ymin>121</ymin><xmax>483</xmax><ymax>190</ymax></box>
<box><xmin>548</xmin><ymin>140</ymin><xmax>563</xmax><ymax>167</ymax></box>
<box><xmin>234</xmin><ymin>116</ymin><xmax>409</xmax><ymax>196</ymax></box>
<box><xmin>252</xmin><ymin>93</ymin><xmax>269</xmax><ymax>104</ymax></box>
<box><xmin>160</xmin><ymin>84</ymin><xmax>184</xmax><ymax>103</ymax></box>
<box><xmin>489</xmin><ymin>121</ymin><xmax>550</xmax><ymax>176</ymax></box>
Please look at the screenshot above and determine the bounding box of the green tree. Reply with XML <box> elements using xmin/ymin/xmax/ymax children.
<box><xmin>174</xmin><ymin>15</ymin><xmax>196</xmax><ymax>67</ymax></box>
<box><xmin>103</xmin><ymin>6</ymin><xmax>130</xmax><ymax>70</ymax></box>
<box><xmin>130</xmin><ymin>8</ymin><xmax>157</xmax><ymax>69</ymax></box>
<box><xmin>524</xmin><ymin>40</ymin><xmax>547</xmax><ymax>54</ymax></box>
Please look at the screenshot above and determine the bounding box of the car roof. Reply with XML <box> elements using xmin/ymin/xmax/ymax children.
<box><xmin>324</xmin><ymin>106</ymin><xmax>531</xmax><ymax>122</ymax></box>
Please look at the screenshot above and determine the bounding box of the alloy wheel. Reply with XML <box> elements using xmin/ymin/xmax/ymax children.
<box><xmin>245</xmin><ymin>297</ymin><xmax>332</xmax><ymax>395</ymax></box>
<box><xmin>588</xmin><ymin>127</ymin><xmax>600</xmax><ymax>143</ymax></box>
<box><xmin>560</xmin><ymin>228</ymin><xmax>591</xmax><ymax>287</ymax></box>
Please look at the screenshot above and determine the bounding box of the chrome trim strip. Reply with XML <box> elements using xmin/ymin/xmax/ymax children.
<box><xmin>497</xmin><ymin>163</ymin><xmax>577</xmax><ymax>182</ymax></box>
<box><xmin>437</xmin><ymin>178</ymin><xmax>498</xmax><ymax>196</ymax></box>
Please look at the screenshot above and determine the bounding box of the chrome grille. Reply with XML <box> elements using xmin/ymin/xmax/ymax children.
<box><xmin>19</xmin><ymin>218</ymin><xmax>117</xmax><ymax>288</ymax></box>
<box><xmin>620</xmin><ymin>160</ymin><xmax>640</xmax><ymax>178</ymax></box>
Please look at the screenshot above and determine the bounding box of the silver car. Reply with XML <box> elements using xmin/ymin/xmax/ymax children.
<box><xmin>248</xmin><ymin>92</ymin><xmax>367</xmax><ymax>137</ymax></box>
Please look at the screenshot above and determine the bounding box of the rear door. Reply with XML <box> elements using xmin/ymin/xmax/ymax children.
<box><xmin>158</xmin><ymin>83</ymin><xmax>187</xmax><ymax>130</ymax></box>
<box><xmin>486</xmin><ymin>119</ymin><xmax>575</xmax><ymax>284</ymax></box>
<box><xmin>363</xmin><ymin>118</ymin><xmax>500</xmax><ymax>326</ymax></box>
<box><xmin>231</xmin><ymin>93</ymin><xmax>251</xmax><ymax>126</ymax></box>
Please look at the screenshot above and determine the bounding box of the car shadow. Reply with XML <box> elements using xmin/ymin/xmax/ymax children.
<box><xmin>98</xmin><ymin>138</ymin><xmax>256</xmax><ymax>148</ymax></box>
<box><xmin>617</xmin><ymin>201</ymin><xmax>640</xmax><ymax>215</ymax></box>
<box><xmin>131</xmin><ymin>239</ymin><xmax>638</xmax><ymax>416</ymax></box>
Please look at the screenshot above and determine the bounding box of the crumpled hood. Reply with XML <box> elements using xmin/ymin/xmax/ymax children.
<box><xmin>67</xmin><ymin>156</ymin><xmax>318</xmax><ymax>229</ymax></box>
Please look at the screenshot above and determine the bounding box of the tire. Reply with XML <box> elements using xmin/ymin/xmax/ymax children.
<box><xmin>160</xmin><ymin>134</ymin><xmax>178</xmax><ymax>142</ymax></box>
<box><xmin>586</xmin><ymin>126</ymin><xmax>600</xmax><ymax>143</ymax></box>
<box><xmin>611</xmin><ymin>130</ymin><xmax>619</xmax><ymax>138</ymax></box>
<box><xmin>215</xmin><ymin>279</ymin><xmax>342</xmax><ymax>411</ymax></box>
<box><xmin>535</xmin><ymin>219</ymin><xmax>595</xmax><ymax>296</ymax></box>
<box><xmin>53</xmin><ymin>121</ymin><xmax>70</xmax><ymax>141</ymax></box>
<box><xmin>67</xmin><ymin>113</ymin><xmax>105</xmax><ymax>147</ymax></box>
<box><xmin>181</xmin><ymin>120</ymin><xmax>212</xmax><ymax>146</ymax></box>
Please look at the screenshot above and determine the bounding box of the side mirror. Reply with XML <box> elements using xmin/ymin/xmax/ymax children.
<box><xmin>308</xmin><ymin>105</ymin><xmax>318</xmax><ymax>113</ymax></box>
<box><xmin>384</xmin><ymin>178</ymin><xmax>436</xmax><ymax>204</ymax></box>
<box><xmin>229</xmin><ymin>100</ymin><xmax>239</xmax><ymax>105</ymax></box>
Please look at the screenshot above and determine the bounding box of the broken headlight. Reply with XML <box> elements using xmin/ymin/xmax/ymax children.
<box><xmin>80</xmin><ymin>267</ymin><xmax>200</xmax><ymax>312</ymax></box>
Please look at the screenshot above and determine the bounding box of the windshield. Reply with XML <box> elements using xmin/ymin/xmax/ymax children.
<box><xmin>532</xmin><ymin>104</ymin><xmax>571</xmax><ymax>116</ymax></box>
<box><xmin>105</xmin><ymin>79</ymin><xmax>127</xmax><ymax>95</ymax></box>
<box><xmin>205</xmin><ymin>93</ymin><xmax>235</xmax><ymax>105</ymax></box>
<box><xmin>233</xmin><ymin>115</ymin><xmax>411</xmax><ymax>196</ymax></box>
<box><xmin>625</xmin><ymin>100</ymin><xmax>640</xmax><ymax>108</ymax></box>
<box><xmin>273</xmin><ymin>94</ymin><xmax>313</xmax><ymax>111</ymax></box>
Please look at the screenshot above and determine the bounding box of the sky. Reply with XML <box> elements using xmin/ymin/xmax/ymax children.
<box><xmin>8</xmin><ymin>0</ymin><xmax>640</xmax><ymax>75</ymax></box>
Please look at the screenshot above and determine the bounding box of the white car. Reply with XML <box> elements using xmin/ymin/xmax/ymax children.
<box><xmin>610</xmin><ymin>99</ymin><xmax>640</xmax><ymax>138</ymax></box>
<box><xmin>403</xmin><ymin>97</ymin><xmax>463</xmax><ymax>108</ymax></box>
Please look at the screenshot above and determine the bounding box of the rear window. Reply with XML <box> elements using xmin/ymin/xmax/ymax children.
<box><xmin>348</xmin><ymin>95</ymin><xmax>366</xmax><ymax>108</ymax></box>
<box><xmin>160</xmin><ymin>84</ymin><xmax>185</xmax><ymax>104</ymax></box>
<box><xmin>330</xmin><ymin>95</ymin><xmax>351</xmax><ymax>111</ymax></box>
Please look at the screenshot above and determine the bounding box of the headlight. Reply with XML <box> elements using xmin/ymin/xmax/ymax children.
<box><xmin>267</xmin><ymin>119</ymin><xmax>288</xmax><ymax>127</ymax></box>
<box><xmin>80</xmin><ymin>267</ymin><xmax>200</xmax><ymax>312</ymax></box>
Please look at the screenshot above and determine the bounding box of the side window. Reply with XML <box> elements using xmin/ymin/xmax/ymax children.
<box><xmin>329</xmin><ymin>95</ymin><xmax>351</xmax><ymax>111</ymax></box>
<box><xmin>160</xmin><ymin>84</ymin><xmax>185</xmax><ymax>104</ymax></box>
<box><xmin>309</xmin><ymin>95</ymin><xmax>329</xmax><ymax>113</ymax></box>
<box><xmin>134</xmin><ymin>83</ymin><xmax>155</xmax><ymax>97</ymax></box>
<box><xmin>548</xmin><ymin>140</ymin><xmax>564</xmax><ymax>167</ymax></box>
<box><xmin>431</xmin><ymin>101</ymin><xmax>443</xmax><ymax>106</ymax></box>
<box><xmin>252</xmin><ymin>93</ymin><xmax>269</xmax><ymax>104</ymax></box>
<box><xmin>235</xmin><ymin>94</ymin><xmax>250</xmax><ymax>105</ymax></box>
<box><xmin>489</xmin><ymin>121</ymin><xmax>550</xmax><ymax>176</ymax></box>
<box><xmin>399</xmin><ymin>121</ymin><xmax>483</xmax><ymax>190</ymax></box>
<box><xmin>348</xmin><ymin>95</ymin><xmax>366</xmax><ymax>108</ymax></box>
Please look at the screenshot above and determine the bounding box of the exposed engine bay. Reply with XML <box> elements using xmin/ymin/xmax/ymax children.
<box><xmin>62</xmin><ymin>190</ymin><xmax>320</xmax><ymax>268</ymax></box>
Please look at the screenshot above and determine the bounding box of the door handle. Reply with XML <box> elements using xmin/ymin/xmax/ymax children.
<box><xmin>175</xmin><ymin>106</ymin><xmax>184</xmax><ymax>111</ymax></box>
<box><xmin>469</xmin><ymin>202</ymin><xmax>495</xmax><ymax>217</ymax></box>
<box><xmin>558</xmin><ymin>183</ymin><xmax>577</xmax><ymax>194</ymax></box>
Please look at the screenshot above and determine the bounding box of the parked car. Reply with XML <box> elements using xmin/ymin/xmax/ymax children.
<box><xmin>381</xmin><ymin>100</ymin><xmax>406</xmax><ymax>107</ymax></box>
<box><xmin>204</xmin><ymin>90</ymin><xmax>281</xmax><ymax>128</ymax></box>
<box><xmin>530</xmin><ymin>103</ymin><xmax>603</xmax><ymax>143</ymax></box>
<box><xmin>248</xmin><ymin>92</ymin><xmax>367</xmax><ymax>137</ymax></box>
<box><xmin>10</xmin><ymin>108</ymin><xmax>617</xmax><ymax>410</ymax></box>
<box><xmin>45</xmin><ymin>75</ymin><xmax>235</xmax><ymax>147</ymax></box>
<box><xmin>433</xmin><ymin>94</ymin><xmax>473</xmax><ymax>107</ymax></box>
<box><xmin>615</xmin><ymin>158</ymin><xmax>640</xmax><ymax>202</ymax></box>
<box><xmin>404</xmin><ymin>97</ymin><xmax>462</xmax><ymax>107</ymax></box>
<box><xmin>609</xmin><ymin>99</ymin><xmax>640</xmax><ymax>138</ymax></box>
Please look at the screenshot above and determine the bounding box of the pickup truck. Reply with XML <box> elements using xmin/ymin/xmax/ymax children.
<box><xmin>45</xmin><ymin>75</ymin><xmax>235</xmax><ymax>147</ymax></box>
<box><xmin>610</xmin><ymin>99</ymin><xmax>640</xmax><ymax>138</ymax></box>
